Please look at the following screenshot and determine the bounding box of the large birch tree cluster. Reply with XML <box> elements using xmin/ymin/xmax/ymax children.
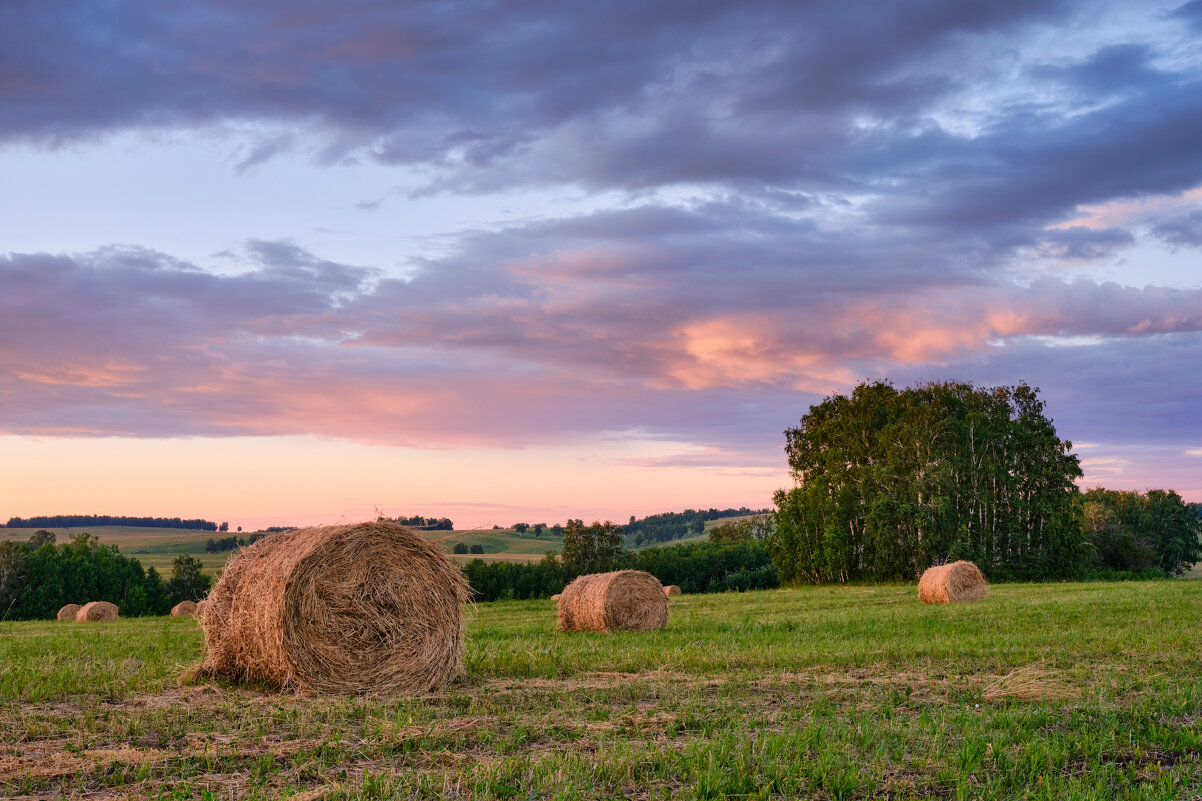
<box><xmin>770</xmin><ymin>381</ymin><xmax>1089</xmax><ymax>583</ymax></box>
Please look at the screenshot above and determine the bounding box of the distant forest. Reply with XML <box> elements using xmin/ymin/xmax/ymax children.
<box><xmin>4</xmin><ymin>514</ymin><xmax>220</xmax><ymax>531</ymax></box>
<box><xmin>377</xmin><ymin>515</ymin><xmax>455</xmax><ymax>530</ymax></box>
<box><xmin>624</xmin><ymin>507</ymin><xmax>771</xmax><ymax>546</ymax></box>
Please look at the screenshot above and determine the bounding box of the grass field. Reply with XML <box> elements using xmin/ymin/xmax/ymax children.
<box><xmin>2</xmin><ymin>580</ymin><xmax>1200</xmax><ymax>799</ymax></box>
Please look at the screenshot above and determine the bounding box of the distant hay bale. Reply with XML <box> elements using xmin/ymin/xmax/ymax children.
<box><xmin>195</xmin><ymin>521</ymin><xmax>472</xmax><ymax>695</ymax></box>
<box><xmin>195</xmin><ymin>600</ymin><xmax>206</xmax><ymax>617</ymax></box>
<box><xmin>663</xmin><ymin>585</ymin><xmax>681</xmax><ymax>596</ymax></box>
<box><xmin>76</xmin><ymin>601</ymin><xmax>119</xmax><ymax>622</ymax></box>
<box><xmin>918</xmin><ymin>561</ymin><xmax>987</xmax><ymax>604</ymax></box>
<box><xmin>549</xmin><ymin>593</ymin><xmax>562</xmax><ymax>601</ymax></box>
<box><xmin>171</xmin><ymin>600</ymin><xmax>198</xmax><ymax>617</ymax></box>
<box><xmin>56</xmin><ymin>604</ymin><xmax>82</xmax><ymax>621</ymax></box>
<box><xmin>557</xmin><ymin>570</ymin><xmax>668</xmax><ymax>633</ymax></box>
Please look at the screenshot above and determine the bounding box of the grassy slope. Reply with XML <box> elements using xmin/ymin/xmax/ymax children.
<box><xmin>1</xmin><ymin>580</ymin><xmax>1200</xmax><ymax>799</ymax></box>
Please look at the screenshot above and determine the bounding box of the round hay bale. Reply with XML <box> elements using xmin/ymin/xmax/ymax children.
<box><xmin>663</xmin><ymin>585</ymin><xmax>681</xmax><ymax>596</ymax></box>
<box><xmin>171</xmin><ymin>600</ymin><xmax>198</xmax><ymax>617</ymax></box>
<box><xmin>549</xmin><ymin>593</ymin><xmax>562</xmax><ymax>601</ymax></box>
<box><xmin>195</xmin><ymin>599</ymin><xmax>206</xmax><ymax>617</ymax></box>
<box><xmin>56</xmin><ymin>604</ymin><xmax>82</xmax><ymax>621</ymax></box>
<box><xmin>918</xmin><ymin>560</ymin><xmax>987</xmax><ymax>604</ymax></box>
<box><xmin>197</xmin><ymin>521</ymin><xmax>472</xmax><ymax>694</ymax></box>
<box><xmin>557</xmin><ymin>570</ymin><xmax>668</xmax><ymax>633</ymax></box>
<box><xmin>76</xmin><ymin>601</ymin><xmax>119</xmax><ymax>622</ymax></box>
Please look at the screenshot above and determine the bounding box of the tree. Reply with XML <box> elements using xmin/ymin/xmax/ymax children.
<box><xmin>469</xmin><ymin>544</ymin><xmax>485</xmax><ymax>554</ymax></box>
<box><xmin>1081</xmin><ymin>488</ymin><xmax>1201</xmax><ymax>575</ymax></box>
<box><xmin>143</xmin><ymin>567</ymin><xmax>172</xmax><ymax>615</ymax></box>
<box><xmin>770</xmin><ymin>380</ymin><xmax>1088</xmax><ymax>583</ymax></box>
<box><xmin>0</xmin><ymin>541</ymin><xmax>29</xmax><ymax>614</ymax></box>
<box><xmin>166</xmin><ymin>554</ymin><xmax>212</xmax><ymax>604</ymax></box>
<box><xmin>219</xmin><ymin>522</ymin><xmax>229</xmax><ymax>533</ymax></box>
<box><xmin>452</xmin><ymin>542</ymin><xmax>470</xmax><ymax>554</ymax></box>
<box><xmin>512</xmin><ymin>523</ymin><xmax>529</xmax><ymax>533</ymax></box>
<box><xmin>29</xmin><ymin>530</ymin><xmax>56</xmax><ymax>548</ymax></box>
<box><xmin>709</xmin><ymin>515</ymin><xmax>773</xmax><ymax>543</ymax></box>
<box><xmin>561</xmin><ymin>520</ymin><xmax>625</xmax><ymax>571</ymax></box>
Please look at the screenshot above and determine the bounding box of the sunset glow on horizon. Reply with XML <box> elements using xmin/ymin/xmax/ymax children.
<box><xmin>3</xmin><ymin>1</ymin><xmax>1201</xmax><ymax>527</ymax></box>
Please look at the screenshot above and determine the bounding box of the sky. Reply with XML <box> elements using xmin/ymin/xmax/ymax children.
<box><xmin>1</xmin><ymin>0</ymin><xmax>1201</xmax><ymax>530</ymax></box>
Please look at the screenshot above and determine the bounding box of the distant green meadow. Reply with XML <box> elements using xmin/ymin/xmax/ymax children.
<box><xmin>2</xmin><ymin>580</ymin><xmax>1199</xmax><ymax>799</ymax></box>
<box><xmin>1</xmin><ymin>525</ymin><xmax>566</xmax><ymax>577</ymax></box>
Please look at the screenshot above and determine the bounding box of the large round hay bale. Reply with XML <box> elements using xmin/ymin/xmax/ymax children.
<box><xmin>56</xmin><ymin>604</ymin><xmax>82</xmax><ymax>621</ymax></box>
<box><xmin>557</xmin><ymin>570</ymin><xmax>668</xmax><ymax>633</ymax></box>
<box><xmin>918</xmin><ymin>561</ymin><xmax>987</xmax><ymax>604</ymax></box>
<box><xmin>197</xmin><ymin>521</ymin><xmax>472</xmax><ymax>694</ymax></box>
<box><xmin>76</xmin><ymin>601</ymin><xmax>119</xmax><ymax>622</ymax></box>
<box><xmin>663</xmin><ymin>585</ymin><xmax>681</xmax><ymax>596</ymax></box>
<box><xmin>170</xmin><ymin>600</ymin><xmax>198</xmax><ymax>617</ymax></box>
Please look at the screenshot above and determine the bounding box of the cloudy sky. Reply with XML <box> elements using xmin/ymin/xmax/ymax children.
<box><xmin>2</xmin><ymin>0</ymin><xmax>1200</xmax><ymax>529</ymax></box>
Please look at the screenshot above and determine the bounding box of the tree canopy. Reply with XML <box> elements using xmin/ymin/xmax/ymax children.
<box><xmin>769</xmin><ymin>380</ymin><xmax>1089</xmax><ymax>583</ymax></box>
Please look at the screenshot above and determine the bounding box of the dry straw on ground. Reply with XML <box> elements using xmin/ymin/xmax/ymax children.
<box><xmin>195</xmin><ymin>521</ymin><xmax>472</xmax><ymax>695</ymax></box>
<box><xmin>557</xmin><ymin>570</ymin><xmax>668</xmax><ymax>633</ymax></box>
<box><xmin>917</xmin><ymin>560</ymin><xmax>987</xmax><ymax>604</ymax></box>
<box><xmin>171</xmin><ymin>600</ymin><xmax>198</xmax><ymax>617</ymax></box>
<box><xmin>56</xmin><ymin>604</ymin><xmax>81</xmax><ymax>621</ymax></box>
<box><xmin>663</xmin><ymin>585</ymin><xmax>681</xmax><ymax>596</ymax></box>
<box><xmin>75</xmin><ymin>601</ymin><xmax>119</xmax><ymax>622</ymax></box>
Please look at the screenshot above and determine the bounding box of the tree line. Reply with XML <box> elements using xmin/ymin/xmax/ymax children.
<box><xmin>0</xmin><ymin>532</ymin><xmax>212</xmax><ymax>620</ymax></box>
<box><xmin>377</xmin><ymin>515</ymin><xmax>454</xmax><ymax>530</ymax></box>
<box><xmin>463</xmin><ymin>536</ymin><xmax>777</xmax><ymax>602</ymax></box>
<box><xmin>769</xmin><ymin>380</ymin><xmax>1201</xmax><ymax>583</ymax></box>
<box><xmin>205</xmin><ymin>533</ymin><xmax>268</xmax><ymax>553</ymax></box>
<box><xmin>623</xmin><ymin>507</ymin><xmax>771</xmax><ymax>546</ymax></box>
<box><xmin>5</xmin><ymin>514</ymin><xmax>223</xmax><ymax>531</ymax></box>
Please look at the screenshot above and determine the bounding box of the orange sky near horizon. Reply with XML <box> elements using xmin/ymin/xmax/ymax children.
<box><xmin>0</xmin><ymin>434</ymin><xmax>790</xmax><ymax>531</ymax></box>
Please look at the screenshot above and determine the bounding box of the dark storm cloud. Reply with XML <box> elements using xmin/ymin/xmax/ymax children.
<box><xmin>4</xmin><ymin>1</ymin><xmax>1198</xmax><ymax>231</ymax></box>
<box><xmin>0</xmin><ymin>1</ymin><xmax>1067</xmax><ymax>179</ymax></box>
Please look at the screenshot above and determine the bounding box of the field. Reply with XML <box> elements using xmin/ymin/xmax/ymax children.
<box><xmin>2</xmin><ymin>581</ymin><xmax>1200</xmax><ymax>800</ymax></box>
<box><xmin>0</xmin><ymin>526</ymin><xmax>564</xmax><ymax>575</ymax></box>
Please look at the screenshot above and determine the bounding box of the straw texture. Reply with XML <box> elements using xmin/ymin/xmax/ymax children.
<box><xmin>56</xmin><ymin>604</ymin><xmax>82</xmax><ymax>621</ymax></box>
<box><xmin>76</xmin><ymin>601</ymin><xmax>119</xmax><ymax>621</ymax></box>
<box><xmin>917</xmin><ymin>561</ymin><xmax>987</xmax><ymax>604</ymax></box>
<box><xmin>171</xmin><ymin>600</ymin><xmax>198</xmax><ymax>617</ymax></box>
<box><xmin>197</xmin><ymin>521</ymin><xmax>472</xmax><ymax>694</ymax></box>
<box><xmin>557</xmin><ymin>570</ymin><xmax>668</xmax><ymax>633</ymax></box>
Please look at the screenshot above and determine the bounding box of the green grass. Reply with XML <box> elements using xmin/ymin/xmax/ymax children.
<box><xmin>2</xmin><ymin>580</ymin><xmax>1200</xmax><ymax>799</ymax></box>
